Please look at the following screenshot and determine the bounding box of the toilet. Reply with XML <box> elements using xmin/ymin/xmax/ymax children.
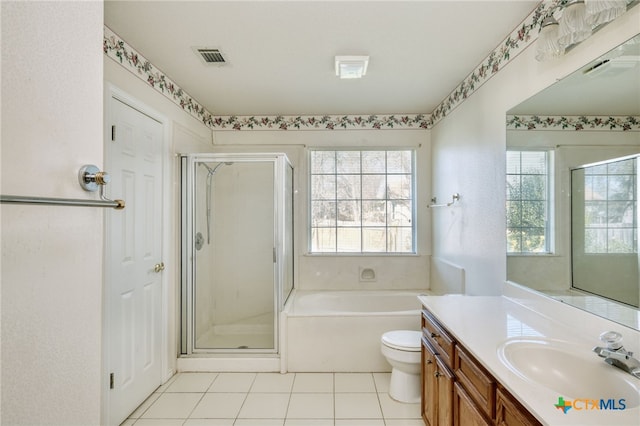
<box><xmin>380</xmin><ymin>330</ymin><xmax>422</xmax><ymax>403</ymax></box>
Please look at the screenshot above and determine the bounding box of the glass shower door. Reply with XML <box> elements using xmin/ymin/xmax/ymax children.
<box><xmin>186</xmin><ymin>157</ymin><xmax>276</xmax><ymax>353</ymax></box>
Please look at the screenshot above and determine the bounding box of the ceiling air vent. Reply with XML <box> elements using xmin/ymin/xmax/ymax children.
<box><xmin>195</xmin><ymin>48</ymin><xmax>227</xmax><ymax>65</ymax></box>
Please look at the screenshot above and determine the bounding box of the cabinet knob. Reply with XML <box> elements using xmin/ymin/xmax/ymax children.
<box><xmin>431</xmin><ymin>332</ymin><xmax>440</xmax><ymax>339</ymax></box>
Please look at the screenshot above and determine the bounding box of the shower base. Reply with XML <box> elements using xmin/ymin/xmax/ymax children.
<box><xmin>194</xmin><ymin>312</ymin><xmax>274</xmax><ymax>351</ymax></box>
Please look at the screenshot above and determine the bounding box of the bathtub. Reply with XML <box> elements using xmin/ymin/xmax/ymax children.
<box><xmin>283</xmin><ymin>290</ymin><xmax>427</xmax><ymax>372</ymax></box>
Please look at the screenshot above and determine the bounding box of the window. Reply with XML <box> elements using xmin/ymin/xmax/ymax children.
<box><xmin>506</xmin><ymin>150</ymin><xmax>552</xmax><ymax>254</ymax></box>
<box><xmin>579</xmin><ymin>157</ymin><xmax>637</xmax><ymax>254</ymax></box>
<box><xmin>309</xmin><ymin>149</ymin><xmax>415</xmax><ymax>253</ymax></box>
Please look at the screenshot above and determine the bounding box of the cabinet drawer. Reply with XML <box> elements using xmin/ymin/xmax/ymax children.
<box><xmin>422</xmin><ymin>310</ymin><xmax>455</xmax><ymax>368</ymax></box>
<box><xmin>454</xmin><ymin>345</ymin><xmax>496</xmax><ymax>420</ymax></box>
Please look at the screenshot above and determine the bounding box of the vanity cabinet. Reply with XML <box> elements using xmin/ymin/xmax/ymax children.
<box><xmin>435</xmin><ymin>355</ymin><xmax>455</xmax><ymax>425</ymax></box>
<box><xmin>455</xmin><ymin>345</ymin><xmax>495</xmax><ymax>420</ymax></box>
<box><xmin>453</xmin><ymin>382</ymin><xmax>491</xmax><ymax>426</ymax></box>
<box><xmin>495</xmin><ymin>387</ymin><xmax>541</xmax><ymax>426</ymax></box>
<box><xmin>421</xmin><ymin>309</ymin><xmax>540</xmax><ymax>426</ymax></box>
<box><xmin>421</xmin><ymin>337</ymin><xmax>438</xmax><ymax>426</ymax></box>
<box><xmin>422</xmin><ymin>310</ymin><xmax>455</xmax><ymax>426</ymax></box>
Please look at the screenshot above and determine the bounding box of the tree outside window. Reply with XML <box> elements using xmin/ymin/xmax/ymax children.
<box><xmin>506</xmin><ymin>150</ymin><xmax>551</xmax><ymax>254</ymax></box>
<box><xmin>310</xmin><ymin>149</ymin><xmax>414</xmax><ymax>253</ymax></box>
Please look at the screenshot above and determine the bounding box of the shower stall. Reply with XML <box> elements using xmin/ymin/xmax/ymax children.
<box><xmin>180</xmin><ymin>153</ymin><xmax>294</xmax><ymax>355</ymax></box>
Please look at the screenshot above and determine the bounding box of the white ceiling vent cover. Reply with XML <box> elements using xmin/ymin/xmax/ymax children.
<box><xmin>194</xmin><ymin>48</ymin><xmax>227</xmax><ymax>65</ymax></box>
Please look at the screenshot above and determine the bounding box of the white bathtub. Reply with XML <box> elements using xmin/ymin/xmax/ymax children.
<box><xmin>283</xmin><ymin>290</ymin><xmax>426</xmax><ymax>372</ymax></box>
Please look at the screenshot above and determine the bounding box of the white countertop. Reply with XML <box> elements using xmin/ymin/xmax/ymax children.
<box><xmin>418</xmin><ymin>294</ymin><xmax>640</xmax><ymax>426</ymax></box>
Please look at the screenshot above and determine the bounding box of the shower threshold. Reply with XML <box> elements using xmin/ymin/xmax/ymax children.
<box><xmin>180</xmin><ymin>310</ymin><xmax>280</xmax><ymax>372</ymax></box>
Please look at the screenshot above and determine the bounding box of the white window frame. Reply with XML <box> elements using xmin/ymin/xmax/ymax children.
<box><xmin>308</xmin><ymin>148</ymin><xmax>416</xmax><ymax>254</ymax></box>
<box><xmin>506</xmin><ymin>149</ymin><xmax>555</xmax><ymax>255</ymax></box>
<box><xmin>577</xmin><ymin>155</ymin><xmax>637</xmax><ymax>255</ymax></box>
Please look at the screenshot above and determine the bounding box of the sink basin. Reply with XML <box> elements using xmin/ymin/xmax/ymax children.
<box><xmin>498</xmin><ymin>338</ymin><xmax>640</xmax><ymax>408</ymax></box>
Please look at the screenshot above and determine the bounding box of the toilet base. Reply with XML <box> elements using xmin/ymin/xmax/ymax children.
<box><xmin>388</xmin><ymin>367</ymin><xmax>421</xmax><ymax>404</ymax></box>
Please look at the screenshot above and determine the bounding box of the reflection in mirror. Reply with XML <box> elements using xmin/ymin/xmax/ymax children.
<box><xmin>571</xmin><ymin>155</ymin><xmax>638</xmax><ymax>308</ymax></box>
<box><xmin>506</xmin><ymin>34</ymin><xmax>640</xmax><ymax>330</ymax></box>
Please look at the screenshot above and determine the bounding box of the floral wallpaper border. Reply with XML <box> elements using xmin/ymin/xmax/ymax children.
<box><xmin>209</xmin><ymin>114</ymin><xmax>431</xmax><ymax>130</ymax></box>
<box><xmin>506</xmin><ymin>115</ymin><xmax>640</xmax><ymax>131</ymax></box>
<box><xmin>104</xmin><ymin>1</ymin><xmax>566</xmax><ymax>131</ymax></box>
<box><xmin>104</xmin><ymin>27</ymin><xmax>216</xmax><ymax>129</ymax></box>
<box><xmin>430</xmin><ymin>0</ymin><xmax>559</xmax><ymax>125</ymax></box>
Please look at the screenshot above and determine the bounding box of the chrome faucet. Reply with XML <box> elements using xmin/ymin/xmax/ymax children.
<box><xmin>593</xmin><ymin>331</ymin><xmax>640</xmax><ymax>379</ymax></box>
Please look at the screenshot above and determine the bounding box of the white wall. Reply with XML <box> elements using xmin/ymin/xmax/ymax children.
<box><xmin>431</xmin><ymin>7</ymin><xmax>640</xmax><ymax>295</ymax></box>
<box><xmin>213</xmin><ymin>129</ymin><xmax>431</xmax><ymax>291</ymax></box>
<box><xmin>1</xmin><ymin>2</ymin><xmax>104</xmax><ymax>424</ymax></box>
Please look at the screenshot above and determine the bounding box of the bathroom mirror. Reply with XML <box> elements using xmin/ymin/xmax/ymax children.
<box><xmin>571</xmin><ymin>154</ymin><xmax>638</xmax><ymax>308</ymax></box>
<box><xmin>506</xmin><ymin>34</ymin><xmax>640</xmax><ymax>330</ymax></box>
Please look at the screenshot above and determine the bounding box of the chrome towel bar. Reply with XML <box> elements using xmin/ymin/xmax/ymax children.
<box><xmin>0</xmin><ymin>194</ymin><xmax>125</xmax><ymax>209</ymax></box>
<box><xmin>428</xmin><ymin>193</ymin><xmax>460</xmax><ymax>208</ymax></box>
<box><xmin>0</xmin><ymin>164</ymin><xmax>125</xmax><ymax>210</ymax></box>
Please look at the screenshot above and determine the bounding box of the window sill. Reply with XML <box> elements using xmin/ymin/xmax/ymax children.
<box><xmin>304</xmin><ymin>252</ymin><xmax>420</xmax><ymax>257</ymax></box>
<box><xmin>507</xmin><ymin>253</ymin><xmax>560</xmax><ymax>257</ymax></box>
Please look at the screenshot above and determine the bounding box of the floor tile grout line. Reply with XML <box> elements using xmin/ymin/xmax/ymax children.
<box><xmin>283</xmin><ymin>373</ymin><xmax>295</xmax><ymax>423</ymax></box>
<box><xmin>332</xmin><ymin>373</ymin><xmax>336</xmax><ymax>424</ymax></box>
<box><xmin>371</xmin><ymin>372</ymin><xmax>388</xmax><ymax>423</ymax></box>
<box><xmin>233</xmin><ymin>372</ymin><xmax>267</xmax><ymax>422</ymax></box>
<box><xmin>127</xmin><ymin>393</ymin><xmax>155</xmax><ymax>420</ymax></box>
<box><xmin>124</xmin><ymin>372</ymin><xmax>422</xmax><ymax>425</ymax></box>
<box><xmin>203</xmin><ymin>371</ymin><xmax>219</xmax><ymax>393</ymax></box>
<box><xmin>184</xmin><ymin>390</ymin><xmax>208</xmax><ymax>422</ymax></box>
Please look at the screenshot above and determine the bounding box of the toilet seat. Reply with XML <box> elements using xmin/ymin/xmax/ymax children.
<box><xmin>381</xmin><ymin>330</ymin><xmax>421</xmax><ymax>352</ymax></box>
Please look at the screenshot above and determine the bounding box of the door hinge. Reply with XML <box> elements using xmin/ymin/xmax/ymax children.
<box><xmin>111</xmin><ymin>125</ymin><xmax>116</xmax><ymax>141</ymax></box>
<box><xmin>273</xmin><ymin>247</ymin><xmax>276</xmax><ymax>263</ymax></box>
<box><xmin>110</xmin><ymin>372</ymin><xmax>114</xmax><ymax>389</ymax></box>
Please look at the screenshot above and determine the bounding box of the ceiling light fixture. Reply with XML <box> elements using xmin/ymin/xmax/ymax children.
<box><xmin>535</xmin><ymin>16</ymin><xmax>564</xmax><ymax>61</ymax></box>
<box><xmin>335</xmin><ymin>55</ymin><xmax>369</xmax><ymax>79</ymax></box>
<box><xmin>535</xmin><ymin>0</ymin><xmax>631</xmax><ymax>62</ymax></box>
<box><xmin>557</xmin><ymin>0</ymin><xmax>593</xmax><ymax>47</ymax></box>
<box><xmin>585</xmin><ymin>0</ymin><xmax>628</xmax><ymax>26</ymax></box>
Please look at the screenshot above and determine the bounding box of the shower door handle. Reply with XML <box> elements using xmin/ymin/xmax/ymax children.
<box><xmin>154</xmin><ymin>262</ymin><xmax>165</xmax><ymax>273</ymax></box>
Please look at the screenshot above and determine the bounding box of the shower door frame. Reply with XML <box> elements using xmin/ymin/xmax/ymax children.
<box><xmin>180</xmin><ymin>153</ymin><xmax>292</xmax><ymax>355</ymax></box>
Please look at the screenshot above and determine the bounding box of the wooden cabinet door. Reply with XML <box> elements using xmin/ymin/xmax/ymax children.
<box><xmin>422</xmin><ymin>337</ymin><xmax>438</xmax><ymax>426</ymax></box>
<box><xmin>496</xmin><ymin>387</ymin><xmax>541</xmax><ymax>426</ymax></box>
<box><xmin>435</xmin><ymin>356</ymin><xmax>454</xmax><ymax>426</ymax></box>
<box><xmin>453</xmin><ymin>382</ymin><xmax>491</xmax><ymax>426</ymax></box>
<box><xmin>455</xmin><ymin>345</ymin><xmax>496</xmax><ymax>420</ymax></box>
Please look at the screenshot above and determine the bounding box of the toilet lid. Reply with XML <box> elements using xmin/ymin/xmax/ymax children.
<box><xmin>381</xmin><ymin>330</ymin><xmax>422</xmax><ymax>351</ymax></box>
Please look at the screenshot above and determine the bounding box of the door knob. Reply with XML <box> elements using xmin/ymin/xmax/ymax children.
<box><xmin>154</xmin><ymin>262</ymin><xmax>165</xmax><ymax>273</ymax></box>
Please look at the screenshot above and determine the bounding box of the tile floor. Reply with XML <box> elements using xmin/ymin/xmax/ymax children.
<box><xmin>121</xmin><ymin>372</ymin><xmax>424</xmax><ymax>426</ymax></box>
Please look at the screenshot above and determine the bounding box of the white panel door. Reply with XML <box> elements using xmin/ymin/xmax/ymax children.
<box><xmin>106</xmin><ymin>96</ymin><xmax>164</xmax><ymax>425</ymax></box>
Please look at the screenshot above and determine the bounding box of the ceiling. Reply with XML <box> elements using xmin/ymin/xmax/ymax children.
<box><xmin>104</xmin><ymin>1</ymin><xmax>539</xmax><ymax>117</ymax></box>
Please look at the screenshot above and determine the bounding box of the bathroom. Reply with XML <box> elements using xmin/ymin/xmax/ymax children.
<box><xmin>2</xmin><ymin>1</ymin><xmax>640</xmax><ymax>425</ymax></box>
